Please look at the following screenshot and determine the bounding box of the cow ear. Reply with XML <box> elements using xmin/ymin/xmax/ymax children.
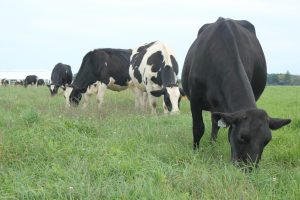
<box><xmin>212</xmin><ymin>112</ymin><xmax>235</xmax><ymax>127</ymax></box>
<box><xmin>150</xmin><ymin>89</ymin><xmax>165</xmax><ymax>97</ymax></box>
<box><xmin>47</xmin><ymin>84</ymin><xmax>51</xmax><ymax>88</ymax></box>
<box><xmin>179</xmin><ymin>88</ymin><xmax>186</xmax><ymax>97</ymax></box>
<box><xmin>212</xmin><ymin>111</ymin><xmax>246</xmax><ymax>128</ymax></box>
<box><xmin>268</xmin><ymin>117</ymin><xmax>291</xmax><ymax>130</ymax></box>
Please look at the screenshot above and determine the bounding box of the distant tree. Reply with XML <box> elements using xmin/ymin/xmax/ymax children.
<box><xmin>267</xmin><ymin>74</ymin><xmax>280</xmax><ymax>85</ymax></box>
<box><xmin>284</xmin><ymin>70</ymin><xmax>291</xmax><ymax>85</ymax></box>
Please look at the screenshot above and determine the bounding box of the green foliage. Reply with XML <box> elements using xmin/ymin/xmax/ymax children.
<box><xmin>0</xmin><ymin>86</ymin><xmax>299</xmax><ymax>199</ymax></box>
<box><xmin>267</xmin><ymin>72</ymin><xmax>300</xmax><ymax>85</ymax></box>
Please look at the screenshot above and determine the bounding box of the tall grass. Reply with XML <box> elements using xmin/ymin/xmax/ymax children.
<box><xmin>0</xmin><ymin>86</ymin><xmax>299</xmax><ymax>199</ymax></box>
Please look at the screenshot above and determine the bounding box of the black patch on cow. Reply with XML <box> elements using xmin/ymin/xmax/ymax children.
<box><xmin>137</xmin><ymin>41</ymin><xmax>156</xmax><ymax>52</ymax></box>
<box><xmin>130</xmin><ymin>42</ymin><xmax>156</xmax><ymax>84</ymax></box>
<box><xmin>164</xmin><ymin>91</ymin><xmax>172</xmax><ymax>112</ymax></box>
<box><xmin>134</xmin><ymin>69</ymin><xmax>143</xmax><ymax>84</ymax></box>
<box><xmin>170</xmin><ymin>55</ymin><xmax>179</xmax><ymax>75</ymax></box>
<box><xmin>151</xmin><ymin>73</ymin><xmax>162</xmax><ymax>86</ymax></box>
<box><xmin>161</xmin><ymin>65</ymin><xmax>176</xmax><ymax>86</ymax></box>
<box><xmin>147</xmin><ymin>51</ymin><xmax>164</xmax><ymax>72</ymax></box>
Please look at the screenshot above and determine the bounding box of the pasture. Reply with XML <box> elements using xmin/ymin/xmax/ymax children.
<box><xmin>0</xmin><ymin>86</ymin><xmax>299</xmax><ymax>199</ymax></box>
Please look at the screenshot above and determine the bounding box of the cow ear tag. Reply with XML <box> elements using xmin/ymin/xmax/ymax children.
<box><xmin>218</xmin><ymin>118</ymin><xmax>227</xmax><ymax>128</ymax></box>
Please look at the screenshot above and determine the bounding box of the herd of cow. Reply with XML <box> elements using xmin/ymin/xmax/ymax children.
<box><xmin>6</xmin><ymin>18</ymin><xmax>293</xmax><ymax>170</ymax></box>
<box><xmin>1</xmin><ymin>76</ymin><xmax>46</xmax><ymax>87</ymax></box>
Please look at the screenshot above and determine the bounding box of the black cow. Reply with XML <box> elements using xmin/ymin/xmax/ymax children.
<box><xmin>66</xmin><ymin>48</ymin><xmax>132</xmax><ymax>109</ymax></box>
<box><xmin>37</xmin><ymin>79</ymin><xmax>45</xmax><ymax>86</ymax></box>
<box><xmin>181</xmin><ymin>18</ymin><xmax>291</xmax><ymax>168</ymax></box>
<box><xmin>48</xmin><ymin>63</ymin><xmax>73</xmax><ymax>96</ymax></box>
<box><xmin>24</xmin><ymin>75</ymin><xmax>38</xmax><ymax>87</ymax></box>
<box><xmin>129</xmin><ymin>41</ymin><xmax>184</xmax><ymax>114</ymax></box>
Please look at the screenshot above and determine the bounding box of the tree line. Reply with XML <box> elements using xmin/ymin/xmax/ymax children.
<box><xmin>267</xmin><ymin>71</ymin><xmax>300</xmax><ymax>85</ymax></box>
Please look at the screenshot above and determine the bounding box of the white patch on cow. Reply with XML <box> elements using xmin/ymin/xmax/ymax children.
<box><xmin>50</xmin><ymin>84</ymin><xmax>55</xmax><ymax>92</ymax></box>
<box><xmin>105</xmin><ymin>62</ymin><xmax>108</xmax><ymax>67</ymax></box>
<box><xmin>64</xmin><ymin>86</ymin><xmax>73</xmax><ymax>108</ymax></box>
<box><xmin>218</xmin><ymin>119</ymin><xmax>227</xmax><ymax>128</ymax></box>
<box><xmin>82</xmin><ymin>81</ymin><xmax>100</xmax><ymax>108</ymax></box>
<box><xmin>166</xmin><ymin>86</ymin><xmax>180</xmax><ymax>113</ymax></box>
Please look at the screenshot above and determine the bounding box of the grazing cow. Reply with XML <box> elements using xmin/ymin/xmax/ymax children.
<box><xmin>66</xmin><ymin>48</ymin><xmax>133</xmax><ymax>110</ymax></box>
<box><xmin>24</xmin><ymin>75</ymin><xmax>38</xmax><ymax>87</ymax></box>
<box><xmin>48</xmin><ymin>63</ymin><xmax>73</xmax><ymax>96</ymax></box>
<box><xmin>14</xmin><ymin>80</ymin><xmax>24</xmax><ymax>86</ymax></box>
<box><xmin>1</xmin><ymin>79</ymin><xmax>9</xmax><ymax>86</ymax></box>
<box><xmin>129</xmin><ymin>41</ymin><xmax>184</xmax><ymax>114</ymax></box>
<box><xmin>64</xmin><ymin>81</ymin><xmax>100</xmax><ymax>109</ymax></box>
<box><xmin>181</xmin><ymin>18</ymin><xmax>291</xmax><ymax>168</ymax></box>
<box><xmin>37</xmin><ymin>79</ymin><xmax>45</xmax><ymax>86</ymax></box>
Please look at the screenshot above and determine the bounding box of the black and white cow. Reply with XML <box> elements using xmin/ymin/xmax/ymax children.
<box><xmin>1</xmin><ymin>79</ymin><xmax>9</xmax><ymax>86</ymax></box>
<box><xmin>129</xmin><ymin>41</ymin><xmax>184</xmax><ymax>114</ymax></box>
<box><xmin>65</xmin><ymin>48</ymin><xmax>133</xmax><ymax>110</ymax></box>
<box><xmin>181</xmin><ymin>18</ymin><xmax>291</xmax><ymax>168</ymax></box>
<box><xmin>24</xmin><ymin>75</ymin><xmax>38</xmax><ymax>87</ymax></box>
<box><xmin>37</xmin><ymin>79</ymin><xmax>45</xmax><ymax>86</ymax></box>
<box><xmin>14</xmin><ymin>79</ymin><xmax>24</xmax><ymax>86</ymax></box>
<box><xmin>48</xmin><ymin>63</ymin><xmax>73</xmax><ymax>96</ymax></box>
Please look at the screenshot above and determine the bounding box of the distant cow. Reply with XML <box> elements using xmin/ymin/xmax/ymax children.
<box><xmin>181</xmin><ymin>18</ymin><xmax>291</xmax><ymax>168</ymax></box>
<box><xmin>14</xmin><ymin>80</ymin><xmax>24</xmax><ymax>86</ymax></box>
<box><xmin>1</xmin><ymin>79</ymin><xmax>9</xmax><ymax>86</ymax></box>
<box><xmin>48</xmin><ymin>63</ymin><xmax>73</xmax><ymax>96</ymax></box>
<box><xmin>24</xmin><ymin>75</ymin><xmax>38</xmax><ymax>87</ymax></box>
<box><xmin>37</xmin><ymin>79</ymin><xmax>45</xmax><ymax>86</ymax></box>
<box><xmin>129</xmin><ymin>41</ymin><xmax>184</xmax><ymax>114</ymax></box>
<box><xmin>66</xmin><ymin>48</ymin><xmax>133</xmax><ymax>110</ymax></box>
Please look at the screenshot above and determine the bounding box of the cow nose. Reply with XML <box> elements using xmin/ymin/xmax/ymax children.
<box><xmin>231</xmin><ymin>157</ymin><xmax>258</xmax><ymax>172</ymax></box>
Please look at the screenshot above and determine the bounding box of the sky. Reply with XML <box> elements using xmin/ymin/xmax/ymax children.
<box><xmin>0</xmin><ymin>0</ymin><xmax>299</xmax><ymax>79</ymax></box>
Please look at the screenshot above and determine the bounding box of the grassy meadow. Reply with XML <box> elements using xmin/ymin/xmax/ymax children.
<box><xmin>0</xmin><ymin>86</ymin><xmax>299</xmax><ymax>199</ymax></box>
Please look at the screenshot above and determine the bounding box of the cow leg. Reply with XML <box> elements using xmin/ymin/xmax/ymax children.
<box><xmin>142</xmin><ymin>92</ymin><xmax>148</xmax><ymax>110</ymax></box>
<box><xmin>133</xmin><ymin>88</ymin><xmax>145</xmax><ymax>110</ymax></box>
<box><xmin>96</xmin><ymin>83</ymin><xmax>107</xmax><ymax>110</ymax></box>
<box><xmin>190</xmin><ymin>100</ymin><xmax>205</xmax><ymax>149</ymax></box>
<box><xmin>163</xmin><ymin>101</ymin><xmax>168</xmax><ymax>114</ymax></box>
<box><xmin>82</xmin><ymin>93</ymin><xmax>91</xmax><ymax>109</ymax></box>
<box><xmin>211</xmin><ymin>113</ymin><xmax>219</xmax><ymax>142</ymax></box>
<box><xmin>148</xmin><ymin>92</ymin><xmax>158</xmax><ymax>114</ymax></box>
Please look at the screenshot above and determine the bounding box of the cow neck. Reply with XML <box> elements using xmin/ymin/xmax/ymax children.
<box><xmin>219</xmin><ymin>65</ymin><xmax>257</xmax><ymax>113</ymax></box>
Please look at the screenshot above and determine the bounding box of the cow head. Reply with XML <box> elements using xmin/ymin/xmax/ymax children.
<box><xmin>66</xmin><ymin>86</ymin><xmax>86</xmax><ymax>107</ymax></box>
<box><xmin>47</xmin><ymin>84</ymin><xmax>60</xmax><ymax>96</ymax></box>
<box><xmin>150</xmin><ymin>85</ymin><xmax>185</xmax><ymax>113</ymax></box>
<box><xmin>212</xmin><ymin>109</ymin><xmax>291</xmax><ymax>168</ymax></box>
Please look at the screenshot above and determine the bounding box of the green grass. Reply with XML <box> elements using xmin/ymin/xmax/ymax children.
<box><xmin>0</xmin><ymin>86</ymin><xmax>299</xmax><ymax>199</ymax></box>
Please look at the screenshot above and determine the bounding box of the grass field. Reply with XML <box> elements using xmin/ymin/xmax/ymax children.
<box><xmin>0</xmin><ymin>86</ymin><xmax>299</xmax><ymax>199</ymax></box>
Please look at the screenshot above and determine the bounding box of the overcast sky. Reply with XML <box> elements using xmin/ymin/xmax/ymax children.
<box><xmin>0</xmin><ymin>0</ymin><xmax>299</xmax><ymax>79</ymax></box>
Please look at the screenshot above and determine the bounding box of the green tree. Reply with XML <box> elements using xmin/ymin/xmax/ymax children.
<box><xmin>284</xmin><ymin>70</ymin><xmax>291</xmax><ymax>85</ymax></box>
